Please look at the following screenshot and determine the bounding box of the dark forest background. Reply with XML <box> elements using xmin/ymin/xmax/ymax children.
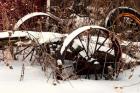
<box><xmin>0</xmin><ymin>0</ymin><xmax>140</xmax><ymax>30</ymax></box>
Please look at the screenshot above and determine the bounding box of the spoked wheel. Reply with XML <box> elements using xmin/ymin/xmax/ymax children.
<box><xmin>11</xmin><ymin>12</ymin><xmax>65</xmax><ymax>81</ymax></box>
<box><xmin>105</xmin><ymin>7</ymin><xmax>140</xmax><ymax>63</ymax></box>
<box><xmin>59</xmin><ymin>25</ymin><xmax>122</xmax><ymax>80</ymax></box>
<box><xmin>13</xmin><ymin>12</ymin><xmax>63</xmax><ymax>61</ymax></box>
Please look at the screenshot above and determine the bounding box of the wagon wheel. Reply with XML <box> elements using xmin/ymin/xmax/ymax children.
<box><xmin>105</xmin><ymin>7</ymin><xmax>140</xmax><ymax>63</ymax></box>
<box><xmin>12</xmin><ymin>12</ymin><xmax>64</xmax><ymax>81</ymax></box>
<box><xmin>13</xmin><ymin>12</ymin><xmax>63</xmax><ymax>60</ymax></box>
<box><xmin>59</xmin><ymin>25</ymin><xmax>122</xmax><ymax>80</ymax></box>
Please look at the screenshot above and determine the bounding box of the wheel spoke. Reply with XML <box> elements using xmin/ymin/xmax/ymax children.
<box><xmin>86</xmin><ymin>33</ymin><xmax>90</xmax><ymax>57</ymax></box>
<box><xmin>22</xmin><ymin>48</ymin><xmax>35</xmax><ymax>61</ymax></box>
<box><xmin>93</xmin><ymin>30</ymin><xmax>100</xmax><ymax>54</ymax></box>
<box><xmin>78</xmin><ymin>36</ymin><xmax>89</xmax><ymax>58</ymax></box>
<box><xmin>30</xmin><ymin>48</ymin><xmax>35</xmax><ymax>61</ymax></box>
<box><xmin>14</xmin><ymin>46</ymin><xmax>30</xmax><ymax>55</ymax></box>
<box><xmin>106</xmin><ymin>46</ymin><xmax>113</xmax><ymax>53</ymax></box>
<box><xmin>96</xmin><ymin>37</ymin><xmax>108</xmax><ymax>51</ymax></box>
<box><xmin>101</xmin><ymin>46</ymin><xmax>113</xmax><ymax>79</ymax></box>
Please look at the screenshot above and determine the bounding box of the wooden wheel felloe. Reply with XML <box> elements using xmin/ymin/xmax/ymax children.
<box><xmin>13</xmin><ymin>12</ymin><xmax>63</xmax><ymax>32</ymax></box>
<box><xmin>59</xmin><ymin>25</ymin><xmax>122</xmax><ymax>80</ymax></box>
<box><xmin>105</xmin><ymin>7</ymin><xmax>140</xmax><ymax>31</ymax></box>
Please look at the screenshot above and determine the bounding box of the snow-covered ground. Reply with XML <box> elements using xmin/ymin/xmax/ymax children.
<box><xmin>0</xmin><ymin>61</ymin><xmax>140</xmax><ymax>93</ymax></box>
